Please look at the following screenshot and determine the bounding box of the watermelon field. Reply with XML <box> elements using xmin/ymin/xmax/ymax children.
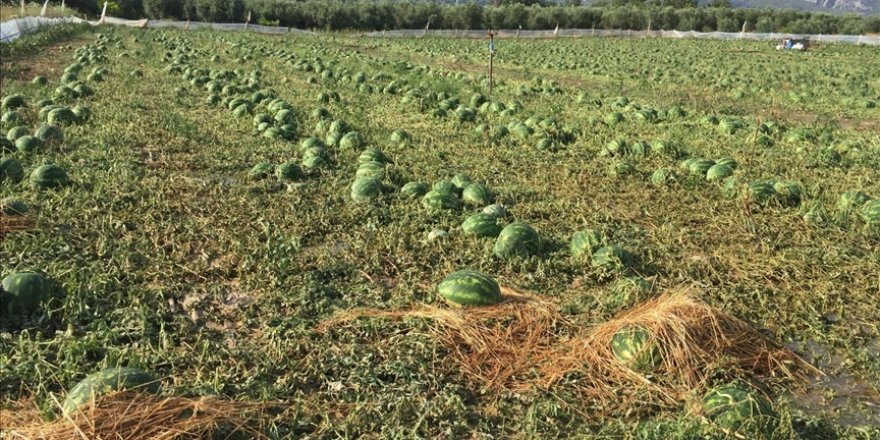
<box><xmin>1</xmin><ymin>26</ymin><xmax>879</xmax><ymax>439</ymax></box>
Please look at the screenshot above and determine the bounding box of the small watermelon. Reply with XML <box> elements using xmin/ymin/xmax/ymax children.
<box><xmin>1</xmin><ymin>272</ymin><xmax>62</xmax><ymax>315</ymax></box>
<box><xmin>400</xmin><ymin>182</ymin><xmax>428</xmax><ymax>199</ymax></box>
<box><xmin>1</xmin><ymin>198</ymin><xmax>28</xmax><ymax>216</ymax></box>
<box><xmin>248</xmin><ymin>162</ymin><xmax>273</xmax><ymax>180</ymax></box>
<box><xmin>275</xmin><ymin>162</ymin><xmax>303</xmax><ymax>181</ymax></box>
<box><xmin>358</xmin><ymin>148</ymin><xmax>390</xmax><ymax>164</ymax></box>
<box><xmin>462</xmin><ymin>213</ymin><xmax>502</xmax><ymax>238</ymax></box>
<box><xmin>747</xmin><ymin>181</ymin><xmax>776</xmax><ymax>204</ymax></box>
<box><xmin>651</xmin><ymin>168</ymin><xmax>674</xmax><ymax>186</ymax></box>
<box><xmin>30</xmin><ymin>164</ymin><xmax>70</xmax><ymax>189</ymax></box>
<box><xmin>421</xmin><ymin>190</ymin><xmax>459</xmax><ymax>211</ymax></box>
<box><xmin>689</xmin><ymin>159</ymin><xmax>716</xmax><ymax>177</ymax></box>
<box><xmin>838</xmin><ymin>190</ymin><xmax>871</xmax><ymax>214</ymax></box>
<box><xmin>62</xmin><ymin>368</ymin><xmax>160</xmax><ymax>415</ymax></box>
<box><xmin>462</xmin><ymin>183</ymin><xmax>494</xmax><ymax>206</ymax></box>
<box><xmin>339</xmin><ymin>131</ymin><xmax>364</xmax><ymax>150</ymax></box>
<box><xmin>722</xmin><ymin>176</ymin><xmax>743</xmax><ymax>199</ymax></box>
<box><xmin>15</xmin><ymin>136</ymin><xmax>43</xmax><ymax>153</ymax></box>
<box><xmin>591</xmin><ymin>245</ymin><xmax>631</xmax><ymax>270</ymax></box>
<box><xmin>389</xmin><ymin>129</ymin><xmax>411</xmax><ymax>145</ymax></box>
<box><xmin>35</xmin><ymin>124</ymin><xmax>64</xmax><ymax>145</ymax></box>
<box><xmin>438</xmin><ymin>270</ymin><xmax>502</xmax><ymax>307</ymax></box>
<box><xmin>611</xmin><ymin>325</ymin><xmax>662</xmax><ymax>373</ymax></box>
<box><xmin>702</xmin><ymin>384</ymin><xmax>778</xmax><ymax>438</ymax></box>
<box><xmin>1</xmin><ymin>157</ymin><xmax>25</xmax><ymax>183</ymax></box>
<box><xmin>451</xmin><ymin>174</ymin><xmax>473</xmax><ymax>191</ymax></box>
<box><xmin>706</xmin><ymin>164</ymin><xmax>733</xmax><ymax>181</ymax></box>
<box><xmin>773</xmin><ymin>180</ymin><xmax>802</xmax><ymax>206</ymax></box>
<box><xmin>300</xmin><ymin>137</ymin><xmax>324</xmax><ymax>151</ymax></box>
<box><xmin>482</xmin><ymin>204</ymin><xmax>507</xmax><ymax>218</ymax></box>
<box><xmin>571</xmin><ymin>229</ymin><xmax>604</xmax><ymax>258</ymax></box>
<box><xmin>351</xmin><ymin>177</ymin><xmax>382</xmax><ymax>202</ymax></box>
<box><xmin>493</xmin><ymin>222</ymin><xmax>541</xmax><ymax>259</ymax></box>
<box><xmin>861</xmin><ymin>200</ymin><xmax>880</xmax><ymax>225</ymax></box>
<box><xmin>356</xmin><ymin>161</ymin><xmax>385</xmax><ymax>179</ymax></box>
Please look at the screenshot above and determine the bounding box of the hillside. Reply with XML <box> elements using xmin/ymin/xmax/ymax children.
<box><xmin>732</xmin><ymin>0</ymin><xmax>878</xmax><ymax>14</ymax></box>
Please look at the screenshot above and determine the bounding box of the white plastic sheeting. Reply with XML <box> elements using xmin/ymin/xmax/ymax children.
<box><xmin>1</xmin><ymin>15</ymin><xmax>315</xmax><ymax>44</ymax></box>
<box><xmin>365</xmin><ymin>28</ymin><xmax>880</xmax><ymax>46</ymax></box>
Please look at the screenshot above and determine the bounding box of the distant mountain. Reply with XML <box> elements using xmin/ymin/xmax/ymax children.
<box><xmin>730</xmin><ymin>0</ymin><xmax>878</xmax><ymax>14</ymax></box>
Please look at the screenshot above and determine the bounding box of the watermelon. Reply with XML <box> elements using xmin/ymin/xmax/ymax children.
<box><xmin>570</xmin><ymin>229</ymin><xmax>604</xmax><ymax>258</ymax></box>
<box><xmin>482</xmin><ymin>204</ymin><xmax>507</xmax><ymax>218</ymax></box>
<box><xmin>47</xmin><ymin>107</ymin><xmax>78</xmax><ymax>126</ymax></box>
<box><xmin>1</xmin><ymin>272</ymin><xmax>61</xmax><ymax>315</ymax></box>
<box><xmin>275</xmin><ymin>162</ymin><xmax>303</xmax><ymax>181</ymax></box>
<box><xmin>325</xmin><ymin>131</ymin><xmax>343</xmax><ymax>148</ymax></box>
<box><xmin>421</xmin><ymin>190</ymin><xmax>459</xmax><ymax>211</ymax></box>
<box><xmin>1</xmin><ymin>198</ymin><xmax>28</xmax><ymax>216</ymax></box>
<box><xmin>605</xmin><ymin>139</ymin><xmax>628</xmax><ymax>155</ymax></box>
<box><xmin>611</xmin><ymin>325</ymin><xmax>662</xmax><ymax>373</ymax></box>
<box><xmin>451</xmin><ymin>174</ymin><xmax>473</xmax><ymax>191</ymax></box>
<box><xmin>1</xmin><ymin>157</ymin><xmax>24</xmax><ymax>183</ymax></box>
<box><xmin>303</xmin><ymin>146</ymin><xmax>329</xmax><ymax>161</ymax></box>
<box><xmin>400</xmin><ymin>182</ymin><xmax>428</xmax><ymax>199</ymax></box>
<box><xmin>356</xmin><ymin>161</ymin><xmax>385</xmax><ymax>179</ymax></box>
<box><xmin>591</xmin><ymin>245</ymin><xmax>631</xmax><ymax>270</ymax></box>
<box><xmin>861</xmin><ymin>200</ymin><xmax>880</xmax><ymax>225</ymax></box>
<box><xmin>611</xmin><ymin>161</ymin><xmax>636</xmax><ymax>177</ymax></box>
<box><xmin>493</xmin><ymin>222</ymin><xmax>541</xmax><ymax>259</ymax></box>
<box><xmin>390</xmin><ymin>129</ymin><xmax>411</xmax><ymax>146</ymax></box>
<box><xmin>262</xmin><ymin>127</ymin><xmax>283</xmax><ymax>139</ymax></box>
<box><xmin>340</xmin><ymin>131</ymin><xmax>364</xmax><ymax>150</ymax></box>
<box><xmin>358</xmin><ymin>148</ymin><xmax>389</xmax><ymax>164</ymax></box>
<box><xmin>773</xmin><ymin>180</ymin><xmax>802</xmax><ymax>206</ymax></box>
<box><xmin>248</xmin><ymin>162</ymin><xmax>273</xmax><ymax>180</ymax></box>
<box><xmin>33</xmin><ymin>76</ymin><xmax>48</xmax><ymax>86</ymax></box>
<box><xmin>300</xmin><ymin>137</ymin><xmax>324</xmax><ymax>151</ymax></box>
<box><xmin>30</xmin><ymin>164</ymin><xmax>69</xmax><ymax>189</ymax></box>
<box><xmin>8</xmin><ymin>126</ymin><xmax>30</xmax><ymax>142</ymax></box>
<box><xmin>462</xmin><ymin>213</ymin><xmax>502</xmax><ymax>238</ymax></box>
<box><xmin>427</xmin><ymin>229</ymin><xmax>449</xmax><ymax>241</ymax></box>
<box><xmin>1</xmin><ymin>111</ymin><xmax>21</xmax><ymax>125</ymax></box>
<box><xmin>722</xmin><ymin>176</ymin><xmax>743</xmax><ymax>199</ymax></box>
<box><xmin>1</xmin><ymin>95</ymin><xmax>26</xmax><ymax>111</ymax></box>
<box><xmin>706</xmin><ymin>164</ymin><xmax>733</xmax><ymax>181</ymax></box>
<box><xmin>650</xmin><ymin>140</ymin><xmax>674</xmax><ymax>155</ymax></box>
<box><xmin>351</xmin><ymin>177</ymin><xmax>382</xmax><ymax>202</ymax></box>
<box><xmin>630</xmin><ymin>141</ymin><xmax>649</xmax><ymax>156</ymax></box>
<box><xmin>15</xmin><ymin>136</ymin><xmax>42</xmax><ymax>153</ymax></box>
<box><xmin>62</xmin><ymin>368</ymin><xmax>160</xmax><ymax>415</ymax></box>
<box><xmin>702</xmin><ymin>384</ymin><xmax>778</xmax><ymax>438</ymax></box>
<box><xmin>302</xmin><ymin>155</ymin><xmax>327</xmax><ymax>170</ymax></box>
<box><xmin>437</xmin><ymin>270</ymin><xmax>502</xmax><ymax>307</ymax></box>
<box><xmin>432</xmin><ymin>180</ymin><xmax>457</xmax><ymax>194</ymax></box>
<box><xmin>838</xmin><ymin>190</ymin><xmax>871</xmax><ymax>214</ymax></box>
<box><xmin>462</xmin><ymin>183</ymin><xmax>494</xmax><ymax>206</ymax></box>
<box><xmin>689</xmin><ymin>159</ymin><xmax>716</xmax><ymax>177</ymax></box>
<box><xmin>35</xmin><ymin>124</ymin><xmax>64</xmax><ymax>145</ymax></box>
<box><xmin>715</xmin><ymin>157</ymin><xmax>738</xmax><ymax>169</ymax></box>
<box><xmin>747</xmin><ymin>181</ymin><xmax>776</xmax><ymax>204</ymax></box>
<box><xmin>328</xmin><ymin>119</ymin><xmax>349</xmax><ymax>134</ymax></box>
<box><xmin>0</xmin><ymin>138</ymin><xmax>13</xmax><ymax>153</ymax></box>
<box><xmin>651</xmin><ymin>168</ymin><xmax>673</xmax><ymax>186</ymax></box>
<box><xmin>604</xmin><ymin>112</ymin><xmax>624</xmax><ymax>126</ymax></box>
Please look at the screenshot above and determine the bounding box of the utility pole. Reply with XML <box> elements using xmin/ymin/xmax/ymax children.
<box><xmin>488</xmin><ymin>30</ymin><xmax>496</xmax><ymax>95</ymax></box>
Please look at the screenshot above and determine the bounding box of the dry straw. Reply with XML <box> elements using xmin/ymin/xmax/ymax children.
<box><xmin>320</xmin><ymin>287</ymin><xmax>819</xmax><ymax>411</ymax></box>
<box><xmin>2</xmin><ymin>393</ymin><xmax>273</xmax><ymax>440</ymax></box>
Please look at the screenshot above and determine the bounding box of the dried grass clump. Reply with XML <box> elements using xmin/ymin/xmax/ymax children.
<box><xmin>2</xmin><ymin>392</ymin><xmax>273</xmax><ymax>440</ymax></box>
<box><xmin>0</xmin><ymin>214</ymin><xmax>35</xmax><ymax>236</ymax></box>
<box><xmin>319</xmin><ymin>288</ymin><xmax>818</xmax><ymax>411</ymax></box>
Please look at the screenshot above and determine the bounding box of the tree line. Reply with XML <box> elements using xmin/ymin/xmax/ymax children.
<box><xmin>56</xmin><ymin>0</ymin><xmax>880</xmax><ymax>34</ymax></box>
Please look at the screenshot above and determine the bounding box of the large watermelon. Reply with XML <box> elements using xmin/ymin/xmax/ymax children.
<box><xmin>35</xmin><ymin>124</ymin><xmax>64</xmax><ymax>145</ymax></box>
<box><xmin>351</xmin><ymin>177</ymin><xmax>382</xmax><ymax>202</ymax></box>
<box><xmin>421</xmin><ymin>190</ymin><xmax>459</xmax><ymax>211</ymax></box>
<box><xmin>702</xmin><ymin>384</ymin><xmax>778</xmax><ymax>438</ymax></box>
<box><xmin>47</xmin><ymin>107</ymin><xmax>78</xmax><ymax>126</ymax></box>
<box><xmin>1</xmin><ymin>111</ymin><xmax>21</xmax><ymax>125</ymax></box>
<box><xmin>462</xmin><ymin>213</ymin><xmax>502</xmax><ymax>238</ymax></box>
<box><xmin>15</xmin><ymin>135</ymin><xmax>43</xmax><ymax>153</ymax></box>
<box><xmin>7</xmin><ymin>126</ymin><xmax>30</xmax><ymax>142</ymax></box>
<box><xmin>1</xmin><ymin>157</ymin><xmax>24</xmax><ymax>183</ymax></box>
<box><xmin>275</xmin><ymin>162</ymin><xmax>303</xmax><ymax>181</ymax></box>
<box><xmin>437</xmin><ymin>270</ymin><xmax>502</xmax><ymax>307</ymax></box>
<box><xmin>62</xmin><ymin>368</ymin><xmax>160</xmax><ymax>415</ymax></box>
<box><xmin>493</xmin><ymin>222</ymin><xmax>541</xmax><ymax>259</ymax></box>
<box><xmin>1</xmin><ymin>94</ymin><xmax>26</xmax><ymax>111</ymax></box>
<box><xmin>432</xmin><ymin>180</ymin><xmax>457</xmax><ymax>194</ymax></box>
<box><xmin>706</xmin><ymin>164</ymin><xmax>733</xmax><ymax>181</ymax></box>
<box><xmin>610</xmin><ymin>324</ymin><xmax>662</xmax><ymax>373</ymax></box>
<box><xmin>838</xmin><ymin>190</ymin><xmax>871</xmax><ymax>214</ymax></box>
<box><xmin>358</xmin><ymin>148</ymin><xmax>389</xmax><ymax>164</ymax></box>
<box><xmin>400</xmin><ymin>182</ymin><xmax>428</xmax><ymax>199</ymax></box>
<box><xmin>861</xmin><ymin>200</ymin><xmax>880</xmax><ymax>225</ymax></box>
<box><xmin>688</xmin><ymin>159</ymin><xmax>716</xmax><ymax>177</ymax></box>
<box><xmin>570</xmin><ymin>229</ymin><xmax>604</xmax><ymax>258</ymax></box>
<box><xmin>451</xmin><ymin>174</ymin><xmax>473</xmax><ymax>191</ymax></box>
<box><xmin>356</xmin><ymin>161</ymin><xmax>386</xmax><ymax>179</ymax></box>
<box><xmin>1</xmin><ymin>272</ymin><xmax>61</xmax><ymax>315</ymax></box>
<box><xmin>591</xmin><ymin>245</ymin><xmax>631</xmax><ymax>270</ymax></box>
<box><xmin>747</xmin><ymin>181</ymin><xmax>776</xmax><ymax>204</ymax></box>
<box><xmin>30</xmin><ymin>164</ymin><xmax>69</xmax><ymax>189</ymax></box>
<box><xmin>462</xmin><ymin>183</ymin><xmax>494</xmax><ymax>206</ymax></box>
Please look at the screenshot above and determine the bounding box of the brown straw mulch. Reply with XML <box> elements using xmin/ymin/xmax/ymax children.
<box><xmin>2</xmin><ymin>393</ymin><xmax>274</xmax><ymax>440</ymax></box>
<box><xmin>0</xmin><ymin>214</ymin><xmax>35</xmax><ymax>236</ymax></box>
<box><xmin>319</xmin><ymin>287</ymin><xmax>819</xmax><ymax>410</ymax></box>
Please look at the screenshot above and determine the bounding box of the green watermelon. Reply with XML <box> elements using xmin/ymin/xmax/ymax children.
<box><xmin>47</xmin><ymin>107</ymin><xmax>78</xmax><ymax>126</ymax></box>
<box><xmin>1</xmin><ymin>198</ymin><xmax>28</xmax><ymax>216</ymax></box>
<box><xmin>7</xmin><ymin>127</ymin><xmax>28</xmax><ymax>143</ymax></box>
<box><xmin>340</xmin><ymin>131</ymin><xmax>364</xmax><ymax>150</ymax></box>
<box><xmin>421</xmin><ymin>190</ymin><xmax>459</xmax><ymax>211</ymax></box>
<box><xmin>773</xmin><ymin>180</ymin><xmax>802</xmax><ymax>206</ymax></box>
<box><xmin>451</xmin><ymin>174</ymin><xmax>473</xmax><ymax>191</ymax></box>
<box><xmin>605</xmin><ymin>139</ymin><xmax>628</xmax><ymax>155</ymax></box>
<box><xmin>571</xmin><ymin>229</ymin><xmax>604</xmax><ymax>258</ymax></box>
<box><xmin>1</xmin><ymin>272</ymin><xmax>61</xmax><ymax>315</ymax></box>
<box><xmin>356</xmin><ymin>161</ymin><xmax>386</xmax><ymax>179</ymax></box>
<box><xmin>32</xmin><ymin>76</ymin><xmax>48</xmax><ymax>86</ymax></box>
<box><xmin>30</xmin><ymin>164</ymin><xmax>70</xmax><ymax>189</ymax></box>
<box><xmin>462</xmin><ymin>213</ymin><xmax>502</xmax><ymax>238</ymax></box>
<box><xmin>400</xmin><ymin>182</ymin><xmax>428</xmax><ymax>199</ymax></box>
<box><xmin>300</xmin><ymin>137</ymin><xmax>324</xmax><ymax>151</ymax></box>
<box><xmin>722</xmin><ymin>176</ymin><xmax>743</xmax><ymax>199</ymax></box>
<box><xmin>1</xmin><ymin>95</ymin><xmax>26</xmax><ymax>111</ymax></box>
<box><xmin>35</xmin><ymin>124</ymin><xmax>64</xmax><ymax>145</ymax></box>
<box><xmin>351</xmin><ymin>177</ymin><xmax>382</xmax><ymax>202</ymax></box>
<box><xmin>861</xmin><ymin>200</ymin><xmax>880</xmax><ymax>225</ymax></box>
<box><xmin>1</xmin><ymin>157</ymin><xmax>24</xmax><ymax>183</ymax></box>
<box><xmin>432</xmin><ymin>180</ymin><xmax>457</xmax><ymax>194</ymax></box>
<box><xmin>715</xmin><ymin>157</ymin><xmax>738</xmax><ymax>169</ymax></box>
<box><xmin>604</xmin><ymin>112</ymin><xmax>624</xmax><ymax>126</ymax></box>
<box><xmin>358</xmin><ymin>148</ymin><xmax>390</xmax><ymax>164</ymax></box>
<box><xmin>437</xmin><ymin>270</ymin><xmax>502</xmax><ymax>307</ymax></box>
<box><xmin>274</xmin><ymin>162</ymin><xmax>303</xmax><ymax>181</ymax></box>
<box><xmin>302</xmin><ymin>155</ymin><xmax>327</xmax><ymax>170</ymax></box>
<box><xmin>1</xmin><ymin>111</ymin><xmax>21</xmax><ymax>125</ymax></box>
<box><xmin>651</xmin><ymin>168</ymin><xmax>673</xmax><ymax>186</ymax></box>
<box><xmin>747</xmin><ymin>181</ymin><xmax>776</xmax><ymax>204</ymax></box>
<box><xmin>462</xmin><ymin>183</ymin><xmax>494</xmax><ymax>206</ymax></box>
<box><xmin>248</xmin><ymin>162</ymin><xmax>273</xmax><ymax>180</ymax></box>
<box><xmin>689</xmin><ymin>159</ymin><xmax>716</xmax><ymax>177</ymax></box>
<box><xmin>15</xmin><ymin>135</ymin><xmax>42</xmax><ymax>153</ymax></box>
<box><xmin>702</xmin><ymin>384</ymin><xmax>778</xmax><ymax>438</ymax></box>
<box><xmin>706</xmin><ymin>164</ymin><xmax>733</xmax><ymax>181</ymax></box>
<box><xmin>611</xmin><ymin>325</ymin><xmax>662</xmax><ymax>373</ymax></box>
<box><xmin>838</xmin><ymin>190</ymin><xmax>871</xmax><ymax>214</ymax></box>
<box><xmin>62</xmin><ymin>368</ymin><xmax>160</xmax><ymax>415</ymax></box>
<box><xmin>591</xmin><ymin>245</ymin><xmax>631</xmax><ymax>270</ymax></box>
<box><xmin>611</xmin><ymin>160</ymin><xmax>636</xmax><ymax>177</ymax></box>
<box><xmin>389</xmin><ymin>129</ymin><xmax>411</xmax><ymax>145</ymax></box>
<box><xmin>493</xmin><ymin>222</ymin><xmax>541</xmax><ymax>259</ymax></box>
<box><xmin>482</xmin><ymin>204</ymin><xmax>507</xmax><ymax>218</ymax></box>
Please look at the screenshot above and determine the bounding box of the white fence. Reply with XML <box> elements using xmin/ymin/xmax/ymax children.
<box><xmin>1</xmin><ymin>15</ymin><xmax>315</xmax><ymax>43</ymax></box>
<box><xmin>366</xmin><ymin>28</ymin><xmax>880</xmax><ymax>46</ymax></box>
<box><xmin>2</xmin><ymin>15</ymin><xmax>878</xmax><ymax>46</ymax></box>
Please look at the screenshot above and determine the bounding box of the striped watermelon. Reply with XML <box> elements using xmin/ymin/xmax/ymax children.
<box><xmin>358</xmin><ymin>148</ymin><xmax>390</xmax><ymax>164</ymax></box>
<box><xmin>356</xmin><ymin>161</ymin><xmax>386</xmax><ymax>179</ymax></box>
<box><xmin>838</xmin><ymin>190</ymin><xmax>871</xmax><ymax>214</ymax></box>
<box><xmin>722</xmin><ymin>176</ymin><xmax>743</xmax><ymax>199</ymax></box>
<box><xmin>462</xmin><ymin>183</ymin><xmax>494</xmax><ymax>206</ymax></box>
<box><xmin>611</xmin><ymin>325</ymin><xmax>662</xmax><ymax>373</ymax></box>
<box><xmin>62</xmin><ymin>368</ymin><xmax>160</xmax><ymax>415</ymax></box>
<box><xmin>30</xmin><ymin>164</ymin><xmax>69</xmax><ymax>189</ymax></box>
<box><xmin>706</xmin><ymin>164</ymin><xmax>733</xmax><ymax>181</ymax></box>
<box><xmin>651</xmin><ymin>168</ymin><xmax>673</xmax><ymax>186</ymax></box>
<box><xmin>462</xmin><ymin>213</ymin><xmax>502</xmax><ymax>238</ymax></box>
<box><xmin>432</xmin><ymin>180</ymin><xmax>457</xmax><ymax>194</ymax></box>
<box><xmin>35</xmin><ymin>124</ymin><xmax>64</xmax><ymax>145</ymax></box>
<box><xmin>570</xmin><ymin>229</ymin><xmax>604</xmax><ymax>258</ymax></box>
<box><xmin>438</xmin><ymin>270</ymin><xmax>502</xmax><ymax>307</ymax></box>
<box><xmin>702</xmin><ymin>384</ymin><xmax>777</xmax><ymax>438</ymax></box>
<box><xmin>421</xmin><ymin>190</ymin><xmax>459</xmax><ymax>211</ymax></box>
<box><xmin>0</xmin><ymin>198</ymin><xmax>28</xmax><ymax>216</ymax></box>
<box><xmin>275</xmin><ymin>162</ymin><xmax>303</xmax><ymax>181</ymax></box>
<box><xmin>493</xmin><ymin>222</ymin><xmax>541</xmax><ymax>259</ymax></box>
<box><xmin>862</xmin><ymin>200</ymin><xmax>880</xmax><ymax>225</ymax></box>
<box><xmin>400</xmin><ymin>182</ymin><xmax>428</xmax><ymax>199</ymax></box>
<box><xmin>15</xmin><ymin>136</ymin><xmax>43</xmax><ymax>153</ymax></box>
<box><xmin>688</xmin><ymin>159</ymin><xmax>716</xmax><ymax>177</ymax></box>
<box><xmin>248</xmin><ymin>162</ymin><xmax>273</xmax><ymax>180</ymax></box>
<box><xmin>351</xmin><ymin>177</ymin><xmax>382</xmax><ymax>202</ymax></box>
<box><xmin>1</xmin><ymin>272</ymin><xmax>61</xmax><ymax>315</ymax></box>
<box><xmin>747</xmin><ymin>181</ymin><xmax>776</xmax><ymax>204</ymax></box>
<box><xmin>0</xmin><ymin>157</ymin><xmax>24</xmax><ymax>183</ymax></box>
<box><xmin>591</xmin><ymin>245</ymin><xmax>631</xmax><ymax>270</ymax></box>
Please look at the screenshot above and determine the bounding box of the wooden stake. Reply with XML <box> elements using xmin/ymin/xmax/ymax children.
<box><xmin>488</xmin><ymin>30</ymin><xmax>495</xmax><ymax>95</ymax></box>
